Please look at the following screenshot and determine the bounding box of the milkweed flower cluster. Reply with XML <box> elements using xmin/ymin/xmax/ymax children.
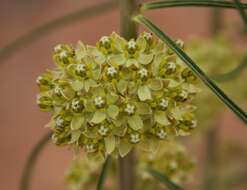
<box><xmin>36</xmin><ymin>32</ymin><xmax>198</xmax><ymax>159</ymax></box>
<box><xmin>64</xmin><ymin>141</ymin><xmax>194</xmax><ymax>190</ymax></box>
<box><xmin>138</xmin><ymin>141</ymin><xmax>195</xmax><ymax>189</ymax></box>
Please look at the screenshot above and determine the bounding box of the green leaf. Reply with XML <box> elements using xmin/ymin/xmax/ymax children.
<box><xmin>71</xmin><ymin>115</ymin><xmax>84</xmax><ymax>130</ymax></box>
<box><xmin>154</xmin><ymin>111</ymin><xmax>170</xmax><ymax>125</ymax></box>
<box><xmin>138</xmin><ymin>85</ymin><xmax>152</xmax><ymax>101</ymax></box>
<box><xmin>212</xmin><ymin>54</ymin><xmax>247</xmax><ymax>82</ymax></box>
<box><xmin>119</xmin><ymin>138</ymin><xmax>133</xmax><ymax>157</ymax></box>
<box><xmin>134</xmin><ymin>15</ymin><xmax>247</xmax><ymax>124</ymax></box>
<box><xmin>107</xmin><ymin>105</ymin><xmax>119</xmax><ymax>119</ymax></box>
<box><xmin>96</xmin><ymin>156</ymin><xmax>112</xmax><ymax>190</ymax></box>
<box><xmin>91</xmin><ymin>111</ymin><xmax>106</xmax><ymax>124</ymax></box>
<box><xmin>128</xmin><ymin>115</ymin><xmax>144</xmax><ymax>130</ymax></box>
<box><xmin>104</xmin><ymin>135</ymin><xmax>116</xmax><ymax>154</ymax></box>
<box><xmin>141</xmin><ymin>0</ymin><xmax>247</xmax><ymax>11</ymax></box>
<box><xmin>146</xmin><ymin>168</ymin><xmax>183</xmax><ymax>190</ymax></box>
<box><xmin>20</xmin><ymin>132</ymin><xmax>52</xmax><ymax>190</ymax></box>
<box><xmin>70</xmin><ymin>80</ymin><xmax>84</xmax><ymax>91</ymax></box>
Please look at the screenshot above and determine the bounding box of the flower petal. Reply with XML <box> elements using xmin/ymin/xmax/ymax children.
<box><xmin>128</xmin><ymin>115</ymin><xmax>143</xmax><ymax>130</ymax></box>
<box><xmin>91</xmin><ymin>111</ymin><xmax>106</xmax><ymax>124</ymax></box>
<box><xmin>138</xmin><ymin>85</ymin><xmax>152</xmax><ymax>101</ymax></box>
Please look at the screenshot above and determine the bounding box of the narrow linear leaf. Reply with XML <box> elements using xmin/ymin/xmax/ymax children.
<box><xmin>96</xmin><ymin>156</ymin><xmax>112</xmax><ymax>190</ymax></box>
<box><xmin>233</xmin><ymin>0</ymin><xmax>247</xmax><ymax>28</ymax></box>
<box><xmin>212</xmin><ymin>54</ymin><xmax>247</xmax><ymax>82</ymax></box>
<box><xmin>146</xmin><ymin>168</ymin><xmax>183</xmax><ymax>190</ymax></box>
<box><xmin>0</xmin><ymin>0</ymin><xmax>117</xmax><ymax>62</ymax></box>
<box><xmin>141</xmin><ymin>0</ymin><xmax>247</xmax><ymax>11</ymax></box>
<box><xmin>20</xmin><ymin>132</ymin><xmax>52</xmax><ymax>190</ymax></box>
<box><xmin>134</xmin><ymin>15</ymin><xmax>247</xmax><ymax>124</ymax></box>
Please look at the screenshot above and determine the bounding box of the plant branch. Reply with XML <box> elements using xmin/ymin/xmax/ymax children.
<box><xmin>118</xmin><ymin>1</ymin><xmax>139</xmax><ymax>190</ymax></box>
<box><xmin>20</xmin><ymin>132</ymin><xmax>52</xmax><ymax>190</ymax></box>
<box><xmin>212</xmin><ymin>54</ymin><xmax>247</xmax><ymax>82</ymax></box>
<box><xmin>0</xmin><ymin>0</ymin><xmax>117</xmax><ymax>62</ymax></box>
<box><xmin>134</xmin><ymin>15</ymin><xmax>247</xmax><ymax>125</ymax></box>
<box><xmin>96</xmin><ymin>156</ymin><xmax>112</xmax><ymax>190</ymax></box>
<box><xmin>141</xmin><ymin>0</ymin><xmax>247</xmax><ymax>11</ymax></box>
<box><xmin>233</xmin><ymin>0</ymin><xmax>247</xmax><ymax>28</ymax></box>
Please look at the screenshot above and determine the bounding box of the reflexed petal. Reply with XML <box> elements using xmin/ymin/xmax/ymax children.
<box><xmin>91</xmin><ymin>111</ymin><xmax>106</xmax><ymax>124</ymax></box>
<box><xmin>138</xmin><ymin>53</ymin><xmax>153</xmax><ymax>65</ymax></box>
<box><xmin>136</xmin><ymin>102</ymin><xmax>152</xmax><ymax>115</ymax></box>
<box><xmin>107</xmin><ymin>105</ymin><xmax>119</xmax><ymax>119</ymax></box>
<box><xmin>154</xmin><ymin>111</ymin><xmax>170</xmax><ymax>125</ymax></box>
<box><xmin>148</xmin><ymin>79</ymin><xmax>163</xmax><ymax>91</ymax></box>
<box><xmin>104</xmin><ymin>135</ymin><xmax>116</xmax><ymax>154</ymax></box>
<box><xmin>119</xmin><ymin>138</ymin><xmax>133</xmax><ymax>157</ymax></box>
<box><xmin>138</xmin><ymin>85</ymin><xmax>152</xmax><ymax>101</ymax></box>
<box><xmin>108</xmin><ymin>54</ymin><xmax>125</xmax><ymax>65</ymax></box>
<box><xmin>70</xmin><ymin>80</ymin><xmax>84</xmax><ymax>91</ymax></box>
<box><xmin>128</xmin><ymin>115</ymin><xmax>143</xmax><ymax>130</ymax></box>
<box><xmin>71</xmin><ymin>115</ymin><xmax>84</xmax><ymax>130</ymax></box>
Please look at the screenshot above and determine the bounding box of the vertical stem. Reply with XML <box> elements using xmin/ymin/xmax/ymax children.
<box><xmin>118</xmin><ymin>1</ymin><xmax>139</xmax><ymax>190</ymax></box>
<box><xmin>211</xmin><ymin>8</ymin><xmax>222</xmax><ymax>35</ymax></box>
<box><xmin>119</xmin><ymin>0</ymin><xmax>138</xmax><ymax>40</ymax></box>
<box><xmin>203</xmin><ymin>8</ymin><xmax>222</xmax><ymax>190</ymax></box>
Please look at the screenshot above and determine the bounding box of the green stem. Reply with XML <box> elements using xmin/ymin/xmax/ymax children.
<box><xmin>19</xmin><ymin>132</ymin><xmax>51</xmax><ymax>190</ymax></box>
<box><xmin>0</xmin><ymin>0</ymin><xmax>117</xmax><ymax>62</ymax></box>
<box><xmin>203</xmin><ymin>9</ymin><xmax>221</xmax><ymax>190</ymax></box>
<box><xmin>96</xmin><ymin>156</ymin><xmax>112</xmax><ymax>190</ymax></box>
<box><xmin>118</xmin><ymin>1</ymin><xmax>139</xmax><ymax>189</ymax></box>
<box><xmin>141</xmin><ymin>0</ymin><xmax>247</xmax><ymax>11</ymax></box>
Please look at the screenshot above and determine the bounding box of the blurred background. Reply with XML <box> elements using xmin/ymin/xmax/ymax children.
<box><xmin>1</xmin><ymin>0</ymin><xmax>247</xmax><ymax>189</ymax></box>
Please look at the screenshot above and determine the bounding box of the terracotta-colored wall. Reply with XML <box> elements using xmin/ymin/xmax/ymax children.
<box><xmin>0</xmin><ymin>1</ymin><xmax>247</xmax><ymax>189</ymax></box>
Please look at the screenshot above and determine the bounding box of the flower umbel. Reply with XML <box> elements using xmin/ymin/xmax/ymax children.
<box><xmin>36</xmin><ymin>32</ymin><xmax>198</xmax><ymax>159</ymax></box>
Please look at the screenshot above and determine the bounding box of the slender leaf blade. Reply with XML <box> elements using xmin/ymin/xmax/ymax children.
<box><xmin>96</xmin><ymin>156</ymin><xmax>112</xmax><ymax>190</ymax></box>
<box><xmin>147</xmin><ymin>168</ymin><xmax>183</xmax><ymax>190</ymax></box>
<box><xmin>141</xmin><ymin>0</ymin><xmax>247</xmax><ymax>11</ymax></box>
<box><xmin>233</xmin><ymin>0</ymin><xmax>247</xmax><ymax>28</ymax></box>
<box><xmin>20</xmin><ymin>132</ymin><xmax>52</xmax><ymax>190</ymax></box>
<box><xmin>212</xmin><ymin>54</ymin><xmax>247</xmax><ymax>82</ymax></box>
<box><xmin>134</xmin><ymin>15</ymin><xmax>247</xmax><ymax>124</ymax></box>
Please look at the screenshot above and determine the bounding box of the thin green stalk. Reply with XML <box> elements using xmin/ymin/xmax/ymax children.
<box><xmin>141</xmin><ymin>0</ymin><xmax>247</xmax><ymax>11</ymax></box>
<box><xmin>146</xmin><ymin>168</ymin><xmax>183</xmax><ymax>190</ymax></box>
<box><xmin>20</xmin><ymin>132</ymin><xmax>52</xmax><ymax>190</ymax></box>
<box><xmin>96</xmin><ymin>156</ymin><xmax>112</xmax><ymax>190</ymax></box>
<box><xmin>212</xmin><ymin>0</ymin><xmax>247</xmax><ymax>82</ymax></box>
<box><xmin>0</xmin><ymin>0</ymin><xmax>117</xmax><ymax>62</ymax></box>
<box><xmin>233</xmin><ymin>0</ymin><xmax>247</xmax><ymax>27</ymax></box>
<box><xmin>134</xmin><ymin>15</ymin><xmax>247</xmax><ymax>125</ymax></box>
<box><xmin>212</xmin><ymin>54</ymin><xmax>247</xmax><ymax>82</ymax></box>
<box><xmin>118</xmin><ymin>1</ymin><xmax>138</xmax><ymax>190</ymax></box>
<box><xmin>203</xmin><ymin>9</ymin><xmax>221</xmax><ymax>190</ymax></box>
